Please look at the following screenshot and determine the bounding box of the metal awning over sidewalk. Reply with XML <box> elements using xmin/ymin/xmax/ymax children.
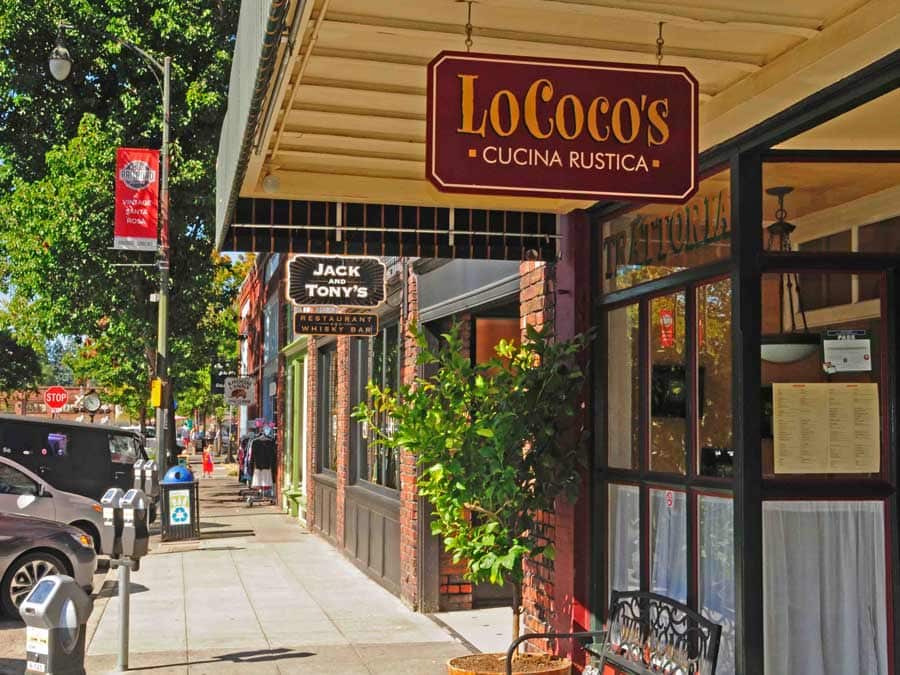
<box><xmin>216</xmin><ymin>0</ymin><xmax>900</xmax><ymax>257</ymax></box>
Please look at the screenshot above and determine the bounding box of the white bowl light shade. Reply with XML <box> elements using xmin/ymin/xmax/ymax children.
<box><xmin>262</xmin><ymin>173</ymin><xmax>280</xmax><ymax>193</ymax></box>
<box><xmin>760</xmin><ymin>343</ymin><xmax>819</xmax><ymax>364</ymax></box>
<box><xmin>49</xmin><ymin>45</ymin><xmax>72</xmax><ymax>81</ymax></box>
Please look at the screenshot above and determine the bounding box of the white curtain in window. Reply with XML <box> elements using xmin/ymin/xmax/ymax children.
<box><xmin>650</xmin><ymin>489</ymin><xmax>687</xmax><ymax>602</ymax></box>
<box><xmin>763</xmin><ymin>501</ymin><xmax>888</xmax><ymax>675</ymax></box>
<box><xmin>699</xmin><ymin>495</ymin><xmax>735</xmax><ymax>675</ymax></box>
<box><xmin>608</xmin><ymin>484</ymin><xmax>640</xmax><ymax>599</ymax></box>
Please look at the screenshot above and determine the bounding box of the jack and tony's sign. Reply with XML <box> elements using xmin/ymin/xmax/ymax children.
<box><xmin>288</xmin><ymin>255</ymin><xmax>386</xmax><ymax>308</ymax></box>
<box><xmin>114</xmin><ymin>148</ymin><xmax>159</xmax><ymax>250</ymax></box>
<box><xmin>426</xmin><ymin>51</ymin><xmax>698</xmax><ymax>203</ymax></box>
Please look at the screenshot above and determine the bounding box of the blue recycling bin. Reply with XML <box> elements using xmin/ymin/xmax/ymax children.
<box><xmin>159</xmin><ymin>466</ymin><xmax>200</xmax><ymax>541</ymax></box>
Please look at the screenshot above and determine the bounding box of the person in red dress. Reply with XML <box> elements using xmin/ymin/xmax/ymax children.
<box><xmin>202</xmin><ymin>446</ymin><xmax>214</xmax><ymax>478</ymax></box>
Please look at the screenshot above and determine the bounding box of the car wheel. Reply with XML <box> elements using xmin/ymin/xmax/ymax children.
<box><xmin>1</xmin><ymin>551</ymin><xmax>68</xmax><ymax>617</ymax></box>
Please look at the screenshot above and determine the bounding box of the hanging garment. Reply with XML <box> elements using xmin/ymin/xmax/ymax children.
<box><xmin>251</xmin><ymin>468</ymin><xmax>273</xmax><ymax>488</ymax></box>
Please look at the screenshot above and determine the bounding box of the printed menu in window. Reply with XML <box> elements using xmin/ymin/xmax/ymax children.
<box><xmin>773</xmin><ymin>383</ymin><xmax>880</xmax><ymax>474</ymax></box>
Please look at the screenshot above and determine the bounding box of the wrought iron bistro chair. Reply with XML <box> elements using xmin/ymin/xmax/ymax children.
<box><xmin>505</xmin><ymin>591</ymin><xmax>722</xmax><ymax>675</ymax></box>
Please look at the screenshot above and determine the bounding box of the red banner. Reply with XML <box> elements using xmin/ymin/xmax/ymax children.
<box><xmin>114</xmin><ymin>147</ymin><xmax>159</xmax><ymax>251</ymax></box>
<box><xmin>427</xmin><ymin>51</ymin><xmax>698</xmax><ymax>203</ymax></box>
<box><xmin>659</xmin><ymin>308</ymin><xmax>675</xmax><ymax>348</ymax></box>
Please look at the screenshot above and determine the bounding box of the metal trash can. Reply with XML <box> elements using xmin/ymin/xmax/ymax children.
<box><xmin>159</xmin><ymin>466</ymin><xmax>200</xmax><ymax>542</ymax></box>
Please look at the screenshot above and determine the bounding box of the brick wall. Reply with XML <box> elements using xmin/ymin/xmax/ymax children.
<box><xmin>335</xmin><ymin>336</ymin><xmax>351</xmax><ymax>545</ymax></box>
<box><xmin>399</xmin><ymin>265</ymin><xmax>419</xmax><ymax>607</ymax></box>
<box><xmin>519</xmin><ymin>212</ymin><xmax>594</xmax><ymax>664</ymax></box>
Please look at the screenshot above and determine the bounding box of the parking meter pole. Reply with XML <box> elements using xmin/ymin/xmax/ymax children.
<box><xmin>117</xmin><ymin>559</ymin><xmax>131</xmax><ymax>672</ymax></box>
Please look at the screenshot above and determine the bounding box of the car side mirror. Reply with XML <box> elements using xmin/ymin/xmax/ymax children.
<box><xmin>37</xmin><ymin>484</ymin><xmax>51</xmax><ymax>498</ymax></box>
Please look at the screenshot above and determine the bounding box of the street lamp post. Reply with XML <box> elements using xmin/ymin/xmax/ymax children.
<box><xmin>49</xmin><ymin>27</ymin><xmax>172</xmax><ymax>475</ymax></box>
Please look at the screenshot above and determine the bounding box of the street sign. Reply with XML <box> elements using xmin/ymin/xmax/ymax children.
<box><xmin>287</xmin><ymin>255</ymin><xmax>386</xmax><ymax>308</ymax></box>
<box><xmin>427</xmin><ymin>51</ymin><xmax>698</xmax><ymax>203</ymax></box>
<box><xmin>210</xmin><ymin>367</ymin><xmax>233</xmax><ymax>396</ymax></box>
<box><xmin>44</xmin><ymin>387</ymin><xmax>68</xmax><ymax>411</ymax></box>
<box><xmin>294</xmin><ymin>312</ymin><xmax>379</xmax><ymax>336</ymax></box>
<box><xmin>224</xmin><ymin>377</ymin><xmax>256</xmax><ymax>407</ymax></box>
<box><xmin>150</xmin><ymin>379</ymin><xmax>162</xmax><ymax>408</ymax></box>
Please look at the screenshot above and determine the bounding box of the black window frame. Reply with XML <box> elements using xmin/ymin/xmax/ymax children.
<box><xmin>316</xmin><ymin>343</ymin><xmax>338</xmax><ymax>474</ymax></box>
<box><xmin>352</xmin><ymin>323</ymin><xmax>402</xmax><ymax>492</ymax></box>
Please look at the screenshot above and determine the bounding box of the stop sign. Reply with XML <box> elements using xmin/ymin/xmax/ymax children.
<box><xmin>44</xmin><ymin>386</ymin><xmax>68</xmax><ymax>411</ymax></box>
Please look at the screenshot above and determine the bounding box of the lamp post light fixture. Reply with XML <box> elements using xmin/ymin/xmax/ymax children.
<box><xmin>49</xmin><ymin>24</ymin><xmax>173</xmax><ymax>475</ymax></box>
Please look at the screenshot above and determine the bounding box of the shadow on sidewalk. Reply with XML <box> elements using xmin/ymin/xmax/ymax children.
<box><xmin>123</xmin><ymin>648</ymin><xmax>316</xmax><ymax>670</ymax></box>
<box><xmin>0</xmin><ymin>657</ymin><xmax>24</xmax><ymax>674</ymax></box>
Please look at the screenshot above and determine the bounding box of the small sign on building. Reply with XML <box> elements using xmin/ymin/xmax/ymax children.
<box><xmin>288</xmin><ymin>255</ymin><xmax>386</xmax><ymax>308</ymax></box>
<box><xmin>294</xmin><ymin>312</ymin><xmax>379</xmax><ymax>337</ymax></box>
<box><xmin>224</xmin><ymin>376</ymin><xmax>256</xmax><ymax>407</ymax></box>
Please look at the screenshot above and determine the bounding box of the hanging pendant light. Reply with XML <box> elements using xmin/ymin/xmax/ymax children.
<box><xmin>48</xmin><ymin>24</ymin><xmax>73</xmax><ymax>82</ymax></box>
<box><xmin>761</xmin><ymin>186</ymin><xmax>819</xmax><ymax>364</ymax></box>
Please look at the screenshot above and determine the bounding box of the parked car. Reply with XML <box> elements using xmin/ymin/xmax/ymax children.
<box><xmin>0</xmin><ymin>456</ymin><xmax>107</xmax><ymax>553</ymax></box>
<box><xmin>0</xmin><ymin>512</ymin><xmax>96</xmax><ymax>616</ymax></box>
<box><xmin>120</xmin><ymin>424</ymin><xmax>158</xmax><ymax>458</ymax></box>
<box><xmin>0</xmin><ymin>414</ymin><xmax>148</xmax><ymax>501</ymax></box>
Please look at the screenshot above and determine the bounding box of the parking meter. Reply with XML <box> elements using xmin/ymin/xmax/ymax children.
<box><xmin>142</xmin><ymin>460</ymin><xmax>159</xmax><ymax>498</ymax></box>
<box><xmin>20</xmin><ymin>574</ymin><xmax>93</xmax><ymax>675</ymax></box>
<box><xmin>132</xmin><ymin>459</ymin><xmax>145</xmax><ymax>491</ymax></box>
<box><xmin>121</xmin><ymin>489</ymin><xmax>149</xmax><ymax>564</ymax></box>
<box><xmin>100</xmin><ymin>488</ymin><xmax>125</xmax><ymax>558</ymax></box>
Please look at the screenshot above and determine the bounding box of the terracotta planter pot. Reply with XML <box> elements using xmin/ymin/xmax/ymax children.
<box><xmin>447</xmin><ymin>653</ymin><xmax>571</xmax><ymax>675</ymax></box>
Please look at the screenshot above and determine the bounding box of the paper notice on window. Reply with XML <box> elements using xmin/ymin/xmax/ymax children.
<box><xmin>823</xmin><ymin>338</ymin><xmax>872</xmax><ymax>373</ymax></box>
<box><xmin>773</xmin><ymin>383</ymin><xmax>880</xmax><ymax>474</ymax></box>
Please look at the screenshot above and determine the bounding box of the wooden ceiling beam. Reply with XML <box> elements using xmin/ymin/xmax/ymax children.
<box><xmin>475</xmin><ymin>0</ymin><xmax>823</xmax><ymax>38</ymax></box>
<box><xmin>242</xmin><ymin>169</ymin><xmax>590</xmax><ymax>213</ymax></box>
<box><xmin>277</xmin><ymin>132</ymin><xmax>425</xmax><ymax>162</ymax></box>
<box><xmin>323</xmin><ymin>13</ymin><xmax>766</xmax><ymax>70</ymax></box>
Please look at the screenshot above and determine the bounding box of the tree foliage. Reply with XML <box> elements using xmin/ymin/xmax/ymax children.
<box><xmin>353</xmin><ymin>323</ymin><xmax>591</xmax><ymax>636</ymax></box>
<box><xmin>0</xmin><ymin>329</ymin><xmax>42</xmax><ymax>394</ymax></box>
<box><xmin>0</xmin><ymin>0</ymin><xmax>240</xmax><ymax>419</ymax></box>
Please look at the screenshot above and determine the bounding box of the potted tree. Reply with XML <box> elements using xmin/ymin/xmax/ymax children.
<box><xmin>353</xmin><ymin>322</ymin><xmax>590</xmax><ymax>675</ymax></box>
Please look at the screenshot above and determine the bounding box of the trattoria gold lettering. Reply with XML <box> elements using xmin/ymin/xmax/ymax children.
<box><xmin>457</xmin><ymin>74</ymin><xmax>672</xmax><ymax>147</ymax></box>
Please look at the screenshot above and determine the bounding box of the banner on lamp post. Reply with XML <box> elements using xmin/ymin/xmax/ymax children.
<box><xmin>114</xmin><ymin>148</ymin><xmax>159</xmax><ymax>251</ymax></box>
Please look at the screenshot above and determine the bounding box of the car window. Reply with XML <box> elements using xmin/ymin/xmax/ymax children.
<box><xmin>0</xmin><ymin>464</ymin><xmax>38</xmax><ymax>495</ymax></box>
<box><xmin>109</xmin><ymin>434</ymin><xmax>138</xmax><ymax>464</ymax></box>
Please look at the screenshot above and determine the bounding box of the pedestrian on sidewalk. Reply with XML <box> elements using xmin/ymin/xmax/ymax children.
<box><xmin>202</xmin><ymin>445</ymin><xmax>214</xmax><ymax>478</ymax></box>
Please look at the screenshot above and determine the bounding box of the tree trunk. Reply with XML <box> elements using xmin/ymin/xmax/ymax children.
<box><xmin>512</xmin><ymin>581</ymin><xmax>522</xmax><ymax>644</ymax></box>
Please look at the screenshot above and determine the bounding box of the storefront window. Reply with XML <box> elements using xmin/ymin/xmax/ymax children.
<box><xmin>761</xmin><ymin>161</ymin><xmax>900</xmax><ymax>254</ymax></box>
<box><xmin>606</xmin><ymin>304</ymin><xmax>639</xmax><ymax>469</ymax></box>
<box><xmin>360</xmin><ymin>324</ymin><xmax>401</xmax><ymax>489</ymax></box>
<box><xmin>649</xmin><ymin>488</ymin><xmax>686</xmax><ymax>603</ymax></box>
<box><xmin>263</xmin><ymin>294</ymin><xmax>279</xmax><ymax>363</ymax></box>
<box><xmin>699</xmin><ymin>495</ymin><xmax>735</xmax><ymax>675</ymax></box>
<box><xmin>600</xmin><ymin>168</ymin><xmax>730</xmax><ymax>294</ymax></box>
<box><xmin>763</xmin><ymin>501</ymin><xmax>888</xmax><ymax>674</ymax></box>
<box><xmin>698</xmin><ymin>280</ymin><xmax>733</xmax><ymax>478</ymax></box>
<box><xmin>317</xmin><ymin>345</ymin><xmax>338</xmax><ymax>472</ymax></box>
<box><xmin>761</xmin><ymin>271</ymin><xmax>883</xmax><ymax>477</ymax></box>
<box><xmin>650</xmin><ymin>293</ymin><xmax>686</xmax><ymax>474</ymax></box>
<box><xmin>607</xmin><ymin>484</ymin><xmax>640</xmax><ymax>601</ymax></box>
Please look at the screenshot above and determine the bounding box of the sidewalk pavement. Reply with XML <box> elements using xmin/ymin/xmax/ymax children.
<box><xmin>79</xmin><ymin>464</ymin><xmax>473</xmax><ymax>674</ymax></box>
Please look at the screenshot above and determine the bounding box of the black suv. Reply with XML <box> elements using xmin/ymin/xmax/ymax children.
<box><xmin>0</xmin><ymin>415</ymin><xmax>148</xmax><ymax>501</ymax></box>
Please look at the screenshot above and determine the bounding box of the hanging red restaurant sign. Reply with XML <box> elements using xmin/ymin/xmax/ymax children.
<box><xmin>659</xmin><ymin>308</ymin><xmax>675</xmax><ymax>348</ymax></box>
<box><xmin>114</xmin><ymin>147</ymin><xmax>159</xmax><ymax>251</ymax></box>
<box><xmin>427</xmin><ymin>51</ymin><xmax>698</xmax><ymax>203</ymax></box>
